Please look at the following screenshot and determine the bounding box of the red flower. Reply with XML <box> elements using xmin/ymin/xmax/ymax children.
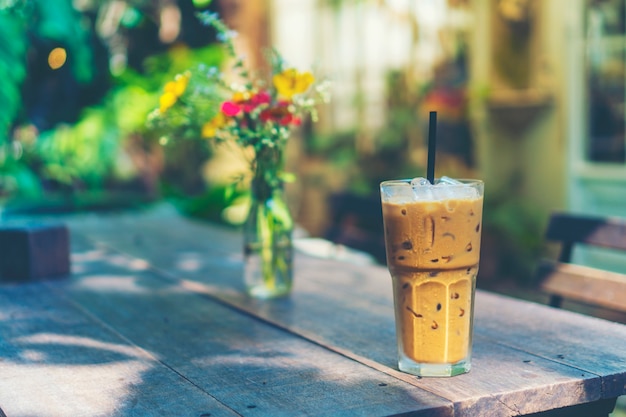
<box><xmin>260</xmin><ymin>101</ymin><xmax>296</xmax><ymax>126</ymax></box>
<box><xmin>221</xmin><ymin>101</ymin><xmax>242</xmax><ymax>117</ymax></box>
<box><xmin>242</xmin><ymin>91</ymin><xmax>271</xmax><ymax>112</ymax></box>
<box><xmin>224</xmin><ymin>90</ymin><xmax>272</xmax><ymax>115</ymax></box>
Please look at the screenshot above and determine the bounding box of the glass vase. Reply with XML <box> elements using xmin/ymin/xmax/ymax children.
<box><xmin>243</xmin><ymin>147</ymin><xmax>294</xmax><ymax>299</ymax></box>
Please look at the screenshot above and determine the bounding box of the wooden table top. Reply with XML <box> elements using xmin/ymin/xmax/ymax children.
<box><xmin>1</xmin><ymin>205</ymin><xmax>626</xmax><ymax>417</ymax></box>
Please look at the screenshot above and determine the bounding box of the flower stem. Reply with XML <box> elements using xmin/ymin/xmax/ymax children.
<box><xmin>243</xmin><ymin>143</ymin><xmax>293</xmax><ymax>298</ymax></box>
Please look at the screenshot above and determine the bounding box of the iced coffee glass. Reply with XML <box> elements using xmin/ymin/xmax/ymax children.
<box><xmin>380</xmin><ymin>177</ymin><xmax>484</xmax><ymax>377</ymax></box>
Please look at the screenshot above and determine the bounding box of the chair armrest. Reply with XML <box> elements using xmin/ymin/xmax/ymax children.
<box><xmin>537</xmin><ymin>260</ymin><xmax>626</xmax><ymax>313</ymax></box>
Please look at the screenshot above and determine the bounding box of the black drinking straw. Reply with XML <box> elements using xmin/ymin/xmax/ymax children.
<box><xmin>427</xmin><ymin>111</ymin><xmax>437</xmax><ymax>184</ymax></box>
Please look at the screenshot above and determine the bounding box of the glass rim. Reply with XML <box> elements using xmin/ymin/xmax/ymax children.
<box><xmin>380</xmin><ymin>178</ymin><xmax>483</xmax><ymax>188</ymax></box>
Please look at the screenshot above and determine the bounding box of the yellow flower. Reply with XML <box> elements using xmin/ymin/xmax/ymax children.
<box><xmin>273</xmin><ymin>69</ymin><xmax>314</xmax><ymax>99</ymax></box>
<box><xmin>159</xmin><ymin>72</ymin><xmax>190</xmax><ymax>113</ymax></box>
<box><xmin>202</xmin><ymin>113</ymin><xmax>228</xmax><ymax>138</ymax></box>
<box><xmin>231</xmin><ymin>91</ymin><xmax>251</xmax><ymax>103</ymax></box>
<box><xmin>159</xmin><ymin>92</ymin><xmax>178</xmax><ymax>113</ymax></box>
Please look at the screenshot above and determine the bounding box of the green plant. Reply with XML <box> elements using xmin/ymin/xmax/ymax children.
<box><xmin>0</xmin><ymin>1</ymin><xmax>231</xmax><ymax>213</ymax></box>
<box><xmin>0</xmin><ymin>11</ymin><xmax>27</xmax><ymax>147</ymax></box>
<box><xmin>33</xmin><ymin>44</ymin><xmax>223</xmax><ymax>192</ymax></box>
<box><xmin>481</xmin><ymin>191</ymin><xmax>546</xmax><ymax>286</ymax></box>
<box><xmin>1</xmin><ymin>0</ymin><xmax>96</xmax><ymax>202</ymax></box>
<box><xmin>0</xmin><ymin>0</ymin><xmax>95</xmax><ymax>141</ymax></box>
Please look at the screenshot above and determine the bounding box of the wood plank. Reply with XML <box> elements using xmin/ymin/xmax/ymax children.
<box><xmin>219</xmin><ymin>258</ymin><xmax>608</xmax><ymax>417</ymax></box>
<box><xmin>537</xmin><ymin>260</ymin><xmax>626</xmax><ymax>312</ymax></box>
<box><xmin>524</xmin><ymin>398</ymin><xmax>617</xmax><ymax>417</ymax></box>
<box><xmin>474</xmin><ymin>291</ymin><xmax>626</xmax><ymax>399</ymax></box>
<box><xmin>59</xmin><ymin>232</ymin><xmax>453</xmax><ymax>417</ymax></box>
<box><xmin>0</xmin><ymin>282</ymin><xmax>239</xmax><ymax>417</ymax></box>
<box><xmin>539</xmin><ymin>212</ymin><xmax>626</xmax><ymax>312</ymax></box>
<box><xmin>58</xmin><ymin>208</ymin><xmax>626</xmax><ymax>416</ymax></box>
<box><xmin>62</xmin><ymin>207</ymin><xmax>246</xmax><ymax>292</ymax></box>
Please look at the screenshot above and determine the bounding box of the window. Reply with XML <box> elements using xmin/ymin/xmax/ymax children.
<box><xmin>585</xmin><ymin>0</ymin><xmax>626</xmax><ymax>163</ymax></box>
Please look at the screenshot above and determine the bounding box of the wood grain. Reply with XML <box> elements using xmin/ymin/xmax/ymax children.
<box><xmin>0</xmin><ymin>281</ymin><xmax>239</xmax><ymax>417</ymax></box>
<box><xmin>537</xmin><ymin>260</ymin><xmax>626</xmax><ymax>312</ymax></box>
<box><xmin>55</xmin><ymin>207</ymin><xmax>626</xmax><ymax>416</ymax></box>
<box><xmin>59</xmin><ymin>232</ymin><xmax>453</xmax><ymax>417</ymax></box>
<box><xmin>475</xmin><ymin>291</ymin><xmax>626</xmax><ymax>399</ymax></box>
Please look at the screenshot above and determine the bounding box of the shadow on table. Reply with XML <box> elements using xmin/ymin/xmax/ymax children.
<box><xmin>0</xmin><ymin>245</ymin><xmax>449</xmax><ymax>417</ymax></box>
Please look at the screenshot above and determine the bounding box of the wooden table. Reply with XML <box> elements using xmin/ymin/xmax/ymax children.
<box><xmin>1</xmin><ymin>205</ymin><xmax>626</xmax><ymax>417</ymax></box>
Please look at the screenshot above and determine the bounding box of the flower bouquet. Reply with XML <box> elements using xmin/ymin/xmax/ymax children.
<box><xmin>149</xmin><ymin>11</ymin><xmax>330</xmax><ymax>298</ymax></box>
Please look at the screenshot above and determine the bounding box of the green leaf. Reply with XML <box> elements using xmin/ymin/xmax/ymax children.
<box><xmin>192</xmin><ymin>0</ymin><xmax>213</xmax><ymax>8</ymax></box>
<box><xmin>279</xmin><ymin>172</ymin><xmax>296</xmax><ymax>183</ymax></box>
<box><xmin>269</xmin><ymin>196</ymin><xmax>293</xmax><ymax>230</ymax></box>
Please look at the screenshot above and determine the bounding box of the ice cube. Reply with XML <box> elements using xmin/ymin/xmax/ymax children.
<box><xmin>410</xmin><ymin>177</ymin><xmax>434</xmax><ymax>200</ymax></box>
<box><xmin>456</xmin><ymin>187</ymin><xmax>480</xmax><ymax>199</ymax></box>
<box><xmin>432</xmin><ymin>186</ymin><xmax>457</xmax><ymax>201</ymax></box>
<box><xmin>437</xmin><ymin>186</ymin><xmax>479</xmax><ymax>200</ymax></box>
<box><xmin>410</xmin><ymin>177</ymin><xmax>431</xmax><ymax>187</ymax></box>
<box><xmin>437</xmin><ymin>176</ymin><xmax>463</xmax><ymax>186</ymax></box>
<box><xmin>382</xmin><ymin>182</ymin><xmax>414</xmax><ymax>203</ymax></box>
<box><xmin>432</xmin><ymin>177</ymin><xmax>479</xmax><ymax>200</ymax></box>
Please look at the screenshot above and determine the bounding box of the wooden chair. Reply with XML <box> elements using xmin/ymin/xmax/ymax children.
<box><xmin>536</xmin><ymin>212</ymin><xmax>626</xmax><ymax>314</ymax></box>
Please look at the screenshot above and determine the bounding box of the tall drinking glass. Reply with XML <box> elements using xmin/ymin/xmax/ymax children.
<box><xmin>380</xmin><ymin>178</ymin><xmax>484</xmax><ymax>377</ymax></box>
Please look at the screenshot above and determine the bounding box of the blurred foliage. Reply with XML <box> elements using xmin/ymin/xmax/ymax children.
<box><xmin>32</xmin><ymin>0</ymin><xmax>94</xmax><ymax>83</ymax></box>
<box><xmin>303</xmin><ymin>70</ymin><xmax>428</xmax><ymax>196</ymax></box>
<box><xmin>0</xmin><ymin>9</ymin><xmax>27</xmax><ymax>146</ymax></box>
<box><xmin>482</xmin><ymin>189</ymin><xmax>546</xmax><ymax>285</ymax></box>
<box><xmin>144</xmin><ymin>46</ymin><xmax>226</xmax><ymax>142</ymax></box>
<box><xmin>0</xmin><ymin>0</ymin><xmax>96</xmax><ymax>203</ymax></box>
<box><xmin>323</xmin><ymin>0</ymin><xmax>367</xmax><ymax>9</ymax></box>
<box><xmin>170</xmin><ymin>182</ymin><xmax>250</xmax><ymax>226</ymax></box>
<box><xmin>0</xmin><ymin>0</ymin><xmax>94</xmax><ymax>144</ymax></box>
<box><xmin>0</xmin><ymin>0</ymin><xmax>225</xmax><ymax>208</ymax></box>
<box><xmin>30</xmin><ymin>44</ymin><xmax>223</xmax><ymax>193</ymax></box>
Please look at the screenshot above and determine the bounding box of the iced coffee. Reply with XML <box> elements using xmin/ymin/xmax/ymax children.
<box><xmin>380</xmin><ymin>177</ymin><xmax>484</xmax><ymax>377</ymax></box>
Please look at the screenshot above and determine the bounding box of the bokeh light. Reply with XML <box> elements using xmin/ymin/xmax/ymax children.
<box><xmin>48</xmin><ymin>47</ymin><xmax>67</xmax><ymax>70</ymax></box>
